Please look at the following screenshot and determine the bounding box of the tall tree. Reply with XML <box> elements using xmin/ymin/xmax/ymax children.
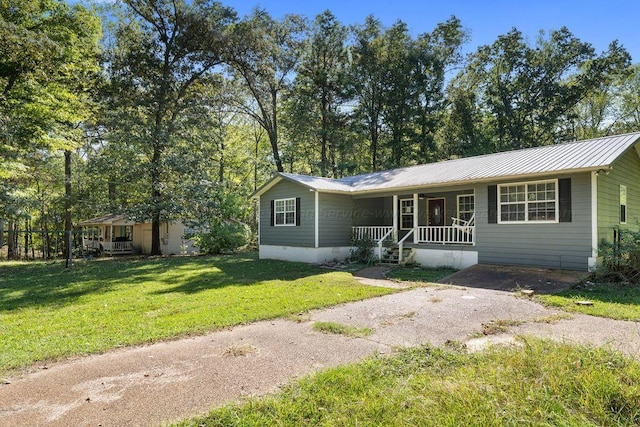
<box><xmin>350</xmin><ymin>15</ymin><xmax>386</xmax><ymax>171</ymax></box>
<box><xmin>614</xmin><ymin>64</ymin><xmax>640</xmax><ymax>133</ymax></box>
<box><xmin>458</xmin><ymin>27</ymin><xmax>630</xmax><ymax>151</ymax></box>
<box><xmin>286</xmin><ymin>10</ymin><xmax>350</xmax><ymax>177</ymax></box>
<box><xmin>411</xmin><ymin>17</ymin><xmax>467</xmax><ymax>163</ymax></box>
<box><xmin>0</xmin><ymin>0</ymin><xmax>101</xmax><ymax>259</ymax></box>
<box><xmin>226</xmin><ymin>9</ymin><xmax>307</xmax><ymax>173</ymax></box>
<box><xmin>104</xmin><ymin>0</ymin><xmax>235</xmax><ymax>255</ymax></box>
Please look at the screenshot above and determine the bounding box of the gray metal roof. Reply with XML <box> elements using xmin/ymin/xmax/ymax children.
<box><xmin>254</xmin><ymin>132</ymin><xmax>640</xmax><ymax>197</ymax></box>
<box><xmin>79</xmin><ymin>214</ymin><xmax>135</xmax><ymax>226</ymax></box>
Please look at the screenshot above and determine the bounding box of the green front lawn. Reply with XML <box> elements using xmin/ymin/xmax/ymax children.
<box><xmin>538</xmin><ymin>282</ymin><xmax>640</xmax><ymax>321</ymax></box>
<box><xmin>179</xmin><ymin>338</ymin><xmax>640</xmax><ymax>426</ymax></box>
<box><xmin>0</xmin><ymin>254</ymin><xmax>394</xmax><ymax>373</ymax></box>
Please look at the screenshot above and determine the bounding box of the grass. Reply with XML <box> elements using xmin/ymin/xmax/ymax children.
<box><xmin>0</xmin><ymin>253</ymin><xmax>394</xmax><ymax>374</ymax></box>
<box><xmin>385</xmin><ymin>266</ymin><xmax>456</xmax><ymax>283</ymax></box>
<box><xmin>312</xmin><ymin>321</ymin><xmax>373</xmax><ymax>338</ymax></box>
<box><xmin>538</xmin><ymin>281</ymin><xmax>640</xmax><ymax>321</ymax></box>
<box><xmin>478</xmin><ymin>319</ymin><xmax>523</xmax><ymax>336</ymax></box>
<box><xmin>178</xmin><ymin>338</ymin><xmax>640</xmax><ymax>426</ymax></box>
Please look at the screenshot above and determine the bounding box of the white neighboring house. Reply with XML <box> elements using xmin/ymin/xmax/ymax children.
<box><xmin>79</xmin><ymin>214</ymin><xmax>200</xmax><ymax>255</ymax></box>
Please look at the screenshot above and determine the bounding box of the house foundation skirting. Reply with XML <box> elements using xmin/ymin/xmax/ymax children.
<box><xmin>259</xmin><ymin>245</ymin><xmax>353</xmax><ymax>264</ymax></box>
<box><xmin>412</xmin><ymin>248</ymin><xmax>478</xmax><ymax>269</ymax></box>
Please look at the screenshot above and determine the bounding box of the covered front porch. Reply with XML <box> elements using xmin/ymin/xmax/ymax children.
<box><xmin>80</xmin><ymin>214</ymin><xmax>135</xmax><ymax>255</ymax></box>
<box><xmin>352</xmin><ymin>189</ymin><xmax>475</xmax><ymax>263</ymax></box>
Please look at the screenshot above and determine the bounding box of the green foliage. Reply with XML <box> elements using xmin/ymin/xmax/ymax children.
<box><xmin>101</xmin><ymin>0</ymin><xmax>236</xmax><ymax>254</ymax></box>
<box><xmin>180</xmin><ymin>339</ymin><xmax>640</xmax><ymax>426</ymax></box>
<box><xmin>0</xmin><ymin>254</ymin><xmax>394</xmax><ymax>373</ymax></box>
<box><xmin>539</xmin><ymin>282</ymin><xmax>640</xmax><ymax>321</ymax></box>
<box><xmin>349</xmin><ymin>236</ymin><xmax>376</xmax><ymax>264</ymax></box>
<box><xmin>598</xmin><ymin>225</ymin><xmax>640</xmax><ymax>283</ymax></box>
<box><xmin>3</xmin><ymin>3</ymin><xmax>638</xmax><ymax>266</ymax></box>
<box><xmin>446</xmin><ymin>27</ymin><xmax>631</xmax><ymax>155</ymax></box>
<box><xmin>284</xmin><ymin>10</ymin><xmax>352</xmax><ymax>177</ymax></box>
<box><xmin>0</xmin><ymin>0</ymin><xmax>101</xmax><ymax>229</ymax></box>
<box><xmin>226</xmin><ymin>9</ymin><xmax>308</xmax><ymax>173</ymax></box>
<box><xmin>349</xmin><ymin>16</ymin><xmax>467</xmax><ymax>170</ymax></box>
<box><xmin>312</xmin><ymin>321</ymin><xmax>372</xmax><ymax>337</ymax></box>
<box><xmin>193</xmin><ymin>221</ymin><xmax>247</xmax><ymax>255</ymax></box>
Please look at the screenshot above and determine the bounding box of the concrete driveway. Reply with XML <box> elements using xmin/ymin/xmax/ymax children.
<box><xmin>1</xmin><ymin>274</ymin><xmax>639</xmax><ymax>426</ymax></box>
<box><xmin>438</xmin><ymin>263</ymin><xmax>590</xmax><ymax>294</ymax></box>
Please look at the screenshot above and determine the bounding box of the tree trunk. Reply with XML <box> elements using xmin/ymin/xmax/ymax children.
<box><xmin>320</xmin><ymin>92</ymin><xmax>328</xmax><ymax>177</ymax></box>
<box><xmin>219</xmin><ymin>139</ymin><xmax>225</xmax><ymax>183</ymax></box>
<box><xmin>64</xmin><ymin>150</ymin><xmax>73</xmax><ymax>267</ymax></box>
<box><xmin>0</xmin><ymin>218</ymin><xmax>4</xmax><ymax>250</ymax></box>
<box><xmin>7</xmin><ymin>220</ymin><xmax>16</xmax><ymax>260</ymax></box>
<box><xmin>150</xmin><ymin>143</ymin><xmax>162</xmax><ymax>255</ymax></box>
<box><xmin>270</xmin><ymin>90</ymin><xmax>284</xmax><ymax>172</ymax></box>
<box><xmin>24</xmin><ymin>219</ymin><xmax>29</xmax><ymax>259</ymax></box>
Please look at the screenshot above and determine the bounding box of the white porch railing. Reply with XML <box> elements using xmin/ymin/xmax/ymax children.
<box><xmin>398</xmin><ymin>227</ymin><xmax>416</xmax><ymax>263</ymax></box>
<box><xmin>352</xmin><ymin>226</ymin><xmax>394</xmax><ymax>242</ymax></box>
<box><xmin>352</xmin><ymin>226</ymin><xmax>394</xmax><ymax>262</ymax></box>
<box><xmin>103</xmin><ymin>241</ymin><xmax>134</xmax><ymax>253</ymax></box>
<box><xmin>417</xmin><ymin>226</ymin><xmax>475</xmax><ymax>245</ymax></box>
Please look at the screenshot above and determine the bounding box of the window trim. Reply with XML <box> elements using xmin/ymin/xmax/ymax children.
<box><xmin>497</xmin><ymin>179</ymin><xmax>559</xmax><ymax>224</ymax></box>
<box><xmin>274</xmin><ymin>197</ymin><xmax>297</xmax><ymax>227</ymax></box>
<box><xmin>400</xmin><ymin>198</ymin><xmax>414</xmax><ymax>230</ymax></box>
<box><xmin>456</xmin><ymin>193</ymin><xmax>475</xmax><ymax>222</ymax></box>
<box><xmin>620</xmin><ymin>184</ymin><xmax>628</xmax><ymax>224</ymax></box>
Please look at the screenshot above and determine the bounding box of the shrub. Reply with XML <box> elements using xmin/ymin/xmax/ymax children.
<box><xmin>349</xmin><ymin>235</ymin><xmax>376</xmax><ymax>264</ymax></box>
<box><xmin>598</xmin><ymin>225</ymin><xmax>640</xmax><ymax>283</ymax></box>
<box><xmin>193</xmin><ymin>222</ymin><xmax>247</xmax><ymax>255</ymax></box>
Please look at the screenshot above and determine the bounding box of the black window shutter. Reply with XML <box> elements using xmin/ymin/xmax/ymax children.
<box><xmin>295</xmin><ymin>197</ymin><xmax>301</xmax><ymax>226</ymax></box>
<box><xmin>270</xmin><ymin>200</ymin><xmax>274</xmax><ymax>226</ymax></box>
<box><xmin>558</xmin><ymin>178</ymin><xmax>572</xmax><ymax>222</ymax></box>
<box><xmin>488</xmin><ymin>185</ymin><xmax>497</xmax><ymax>224</ymax></box>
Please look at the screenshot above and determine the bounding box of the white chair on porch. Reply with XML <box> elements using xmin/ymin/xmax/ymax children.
<box><xmin>451</xmin><ymin>213</ymin><xmax>475</xmax><ymax>234</ymax></box>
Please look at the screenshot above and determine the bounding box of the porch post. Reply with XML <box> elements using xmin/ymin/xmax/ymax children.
<box><xmin>314</xmin><ymin>190</ymin><xmax>319</xmax><ymax>248</ymax></box>
<box><xmin>392</xmin><ymin>195</ymin><xmax>398</xmax><ymax>242</ymax></box>
<box><xmin>413</xmin><ymin>193</ymin><xmax>418</xmax><ymax>243</ymax></box>
<box><xmin>589</xmin><ymin>171</ymin><xmax>598</xmax><ymax>270</ymax></box>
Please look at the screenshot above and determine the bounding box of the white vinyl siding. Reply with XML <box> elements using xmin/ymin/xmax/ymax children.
<box><xmin>275</xmin><ymin>198</ymin><xmax>296</xmax><ymax>226</ymax></box>
<box><xmin>498</xmin><ymin>179</ymin><xmax>558</xmax><ymax>224</ymax></box>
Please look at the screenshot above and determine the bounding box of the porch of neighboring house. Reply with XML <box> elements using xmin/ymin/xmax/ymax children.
<box><xmin>352</xmin><ymin>189</ymin><xmax>476</xmax><ymax>264</ymax></box>
<box><xmin>80</xmin><ymin>215</ymin><xmax>135</xmax><ymax>255</ymax></box>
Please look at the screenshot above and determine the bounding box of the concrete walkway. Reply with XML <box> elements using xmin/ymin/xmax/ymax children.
<box><xmin>1</xmin><ymin>281</ymin><xmax>640</xmax><ymax>426</ymax></box>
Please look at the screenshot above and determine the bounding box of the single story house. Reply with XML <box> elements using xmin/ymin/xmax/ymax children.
<box><xmin>79</xmin><ymin>214</ymin><xmax>200</xmax><ymax>255</ymax></box>
<box><xmin>252</xmin><ymin>132</ymin><xmax>640</xmax><ymax>271</ymax></box>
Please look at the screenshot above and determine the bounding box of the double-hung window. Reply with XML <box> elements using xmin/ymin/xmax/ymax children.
<box><xmin>457</xmin><ymin>194</ymin><xmax>475</xmax><ymax>222</ymax></box>
<box><xmin>275</xmin><ymin>198</ymin><xmax>296</xmax><ymax>226</ymax></box>
<box><xmin>498</xmin><ymin>180</ymin><xmax>557</xmax><ymax>223</ymax></box>
<box><xmin>400</xmin><ymin>199</ymin><xmax>414</xmax><ymax>229</ymax></box>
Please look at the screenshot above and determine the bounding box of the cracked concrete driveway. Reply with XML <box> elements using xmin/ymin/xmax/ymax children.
<box><xmin>1</xmin><ymin>277</ymin><xmax>640</xmax><ymax>427</ymax></box>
